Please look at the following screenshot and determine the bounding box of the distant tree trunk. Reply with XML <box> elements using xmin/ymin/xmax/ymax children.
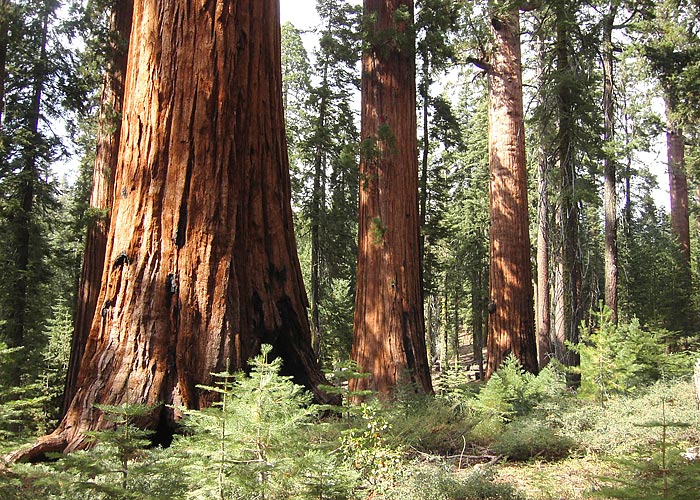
<box><xmin>471</xmin><ymin>269</ymin><xmax>485</xmax><ymax>379</ymax></box>
<box><xmin>555</xmin><ymin>4</ymin><xmax>581</xmax><ymax>387</ymax></box>
<box><xmin>536</xmin><ymin>149</ymin><xmax>552</xmax><ymax>368</ymax></box>
<box><xmin>486</xmin><ymin>5</ymin><xmax>538</xmax><ymax>377</ymax></box>
<box><xmin>8</xmin><ymin>0</ymin><xmax>333</xmax><ymax>461</ymax></box>
<box><xmin>351</xmin><ymin>0</ymin><xmax>432</xmax><ymax>397</ymax></box>
<box><xmin>309</xmin><ymin>63</ymin><xmax>328</xmax><ymax>359</ymax></box>
<box><xmin>419</xmin><ymin>55</ymin><xmax>430</xmax><ymax>267</ymax></box>
<box><xmin>553</xmin><ymin>217</ymin><xmax>566</xmax><ymax>361</ymax></box>
<box><xmin>666</xmin><ymin>99</ymin><xmax>692</xmax><ymax>334</ymax></box>
<box><xmin>602</xmin><ymin>13</ymin><xmax>618</xmax><ymax>324</ymax></box>
<box><xmin>63</xmin><ymin>0</ymin><xmax>134</xmax><ymax>417</ymax></box>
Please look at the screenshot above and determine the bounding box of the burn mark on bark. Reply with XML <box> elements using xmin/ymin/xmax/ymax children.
<box><xmin>165</xmin><ymin>273</ymin><xmax>178</xmax><ymax>295</ymax></box>
<box><xmin>100</xmin><ymin>299</ymin><xmax>112</xmax><ymax>318</ymax></box>
<box><xmin>175</xmin><ymin>160</ymin><xmax>192</xmax><ymax>249</ymax></box>
<box><xmin>401</xmin><ymin>310</ymin><xmax>417</xmax><ymax>382</ymax></box>
<box><xmin>113</xmin><ymin>252</ymin><xmax>131</xmax><ymax>269</ymax></box>
<box><xmin>268</xmin><ymin>264</ymin><xmax>287</xmax><ymax>284</ymax></box>
<box><xmin>491</xmin><ymin>16</ymin><xmax>503</xmax><ymax>31</ymax></box>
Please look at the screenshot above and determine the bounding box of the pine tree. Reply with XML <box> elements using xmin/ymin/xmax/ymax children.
<box><xmin>173</xmin><ymin>345</ymin><xmax>357</xmax><ymax>500</ymax></box>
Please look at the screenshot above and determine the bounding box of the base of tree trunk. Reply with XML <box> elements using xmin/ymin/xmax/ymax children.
<box><xmin>2</xmin><ymin>432</ymin><xmax>69</xmax><ymax>466</ymax></box>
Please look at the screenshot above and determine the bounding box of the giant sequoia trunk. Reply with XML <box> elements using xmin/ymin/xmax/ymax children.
<box><xmin>351</xmin><ymin>0</ymin><xmax>432</xmax><ymax>397</ymax></box>
<box><xmin>9</xmin><ymin>0</ymin><xmax>332</xmax><ymax>460</ymax></box>
<box><xmin>63</xmin><ymin>0</ymin><xmax>133</xmax><ymax>416</ymax></box>
<box><xmin>486</xmin><ymin>6</ymin><xmax>538</xmax><ymax>377</ymax></box>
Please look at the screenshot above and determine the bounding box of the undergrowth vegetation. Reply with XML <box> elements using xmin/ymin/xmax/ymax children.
<box><xmin>2</xmin><ymin>313</ymin><xmax>699</xmax><ymax>500</ymax></box>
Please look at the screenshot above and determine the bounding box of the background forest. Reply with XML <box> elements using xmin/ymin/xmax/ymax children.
<box><xmin>1</xmin><ymin>0</ymin><xmax>700</xmax><ymax>498</ymax></box>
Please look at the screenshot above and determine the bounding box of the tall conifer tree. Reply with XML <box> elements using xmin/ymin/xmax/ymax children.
<box><xmin>351</xmin><ymin>0</ymin><xmax>432</xmax><ymax>396</ymax></box>
<box><xmin>8</xmin><ymin>0</ymin><xmax>333</xmax><ymax>461</ymax></box>
<box><xmin>485</xmin><ymin>0</ymin><xmax>538</xmax><ymax>376</ymax></box>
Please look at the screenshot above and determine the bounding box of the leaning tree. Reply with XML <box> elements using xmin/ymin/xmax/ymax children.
<box><xmin>7</xmin><ymin>0</ymin><xmax>333</xmax><ymax>461</ymax></box>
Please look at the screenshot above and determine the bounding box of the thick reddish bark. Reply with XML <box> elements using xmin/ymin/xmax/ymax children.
<box><xmin>8</xmin><ymin>0</ymin><xmax>332</xmax><ymax>460</ymax></box>
<box><xmin>486</xmin><ymin>7</ymin><xmax>538</xmax><ymax>377</ymax></box>
<box><xmin>63</xmin><ymin>0</ymin><xmax>133</xmax><ymax>416</ymax></box>
<box><xmin>351</xmin><ymin>0</ymin><xmax>432</xmax><ymax>397</ymax></box>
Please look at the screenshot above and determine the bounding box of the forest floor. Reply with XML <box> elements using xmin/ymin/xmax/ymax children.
<box><xmin>429</xmin><ymin>334</ymin><xmax>700</xmax><ymax>500</ymax></box>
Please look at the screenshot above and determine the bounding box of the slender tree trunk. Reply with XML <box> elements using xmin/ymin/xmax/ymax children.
<box><xmin>63</xmin><ymin>0</ymin><xmax>134</xmax><ymax>417</ymax></box>
<box><xmin>471</xmin><ymin>270</ymin><xmax>485</xmax><ymax>379</ymax></box>
<box><xmin>536</xmin><ymin>148</ymin><xmax>552</xmax><ymax>368</ymax></box>
<box><xmin>602</xmin><ymin>12</ymin><xmax>618</xmax><ymax>324</ymax></box>
<box><xmin>351</xmin><ymin>0</ymin><xmax>432</xmax><ymax>397</ymax></box>
<box><xmin>553</xmin><ymin>218</ymin><xmax>566</xmax><ymax>362</ymax></box>
<box><xmin>452</xmin><ymin>293</ymin><xmax>460</xmax><ymax>360</ymax></box>
<box><xmin>7</xmin><ymin>0</ymin><xmax>333</xmax><ymax>461</ymax></box>
<box><xmin>555</xmin><ymin>5</ymin><xmax>582</xmax><ymax>387</ymax></box>
<box><xmin>310</xmin><ymin>63</ymin><xmax>329</xmax><ymax>359</ymax></box>
<box><xmin>486</xmin><ymin>6</ymin><xmax>538</xmax><ymax>377</ymax></box>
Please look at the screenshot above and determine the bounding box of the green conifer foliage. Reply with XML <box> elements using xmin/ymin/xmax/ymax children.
<box><xmin>282</xmin><ymin>1</ymin><xmax>361</xmax><ymax>366</ymax></box>
<box><xmin>173</xmin><ymin>345</ymin><xmax>357</xmax><ymax>500</ymax></box>
<box><xmin>43</xmin><ymin>395</ymin><xmax>182</xmax><ymax>499</ymax></box>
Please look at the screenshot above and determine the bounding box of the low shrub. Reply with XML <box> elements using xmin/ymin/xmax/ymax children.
<box><xmin>492</xmin><ymin>416</ymin><xmax>576</xmax><ymax>461</ymax></box>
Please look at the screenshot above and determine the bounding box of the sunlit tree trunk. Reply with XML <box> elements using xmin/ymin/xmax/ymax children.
<box><xmin>351</xmin><ymin>0</ymin><xmax>432</xmax><ymax>397</ymax></box>
<box><xmin>486</xmin><ymin>5</ymin><xmax>538</xmax><ymax>377</ymax></box>
<box><xmin>8</xmin><ymin>0</ymin><xmax>333</xmax><ymax>461</ymax></box>
<box><xmin>63</xmin><ymin>0</ymin><xmax>134</xmax><ymax>416</ymax></box>
<box><xmin>602</xmin><ymin>11</ymin><xmax>618</xmax><ymax>323</ymax></box>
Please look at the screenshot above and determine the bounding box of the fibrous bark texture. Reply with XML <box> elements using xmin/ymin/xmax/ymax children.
<box><xmin>351</xmin><ymin>0</ymin><xmax>432</xmax><ymax>397</ymax></box>
<box><xmin>63</xmin><ymin>0</ymin><xmax>134</xmax><ymax>416</ymax></box>
<box><xmin>8</xmin><ymin>0</ymin><xmax>332</xmax><ymax>460</ymax></box>
<box><xmin>486</xmin><ymin>7</ymin><xmax>538</xmax><ymax>377</ymax></box>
